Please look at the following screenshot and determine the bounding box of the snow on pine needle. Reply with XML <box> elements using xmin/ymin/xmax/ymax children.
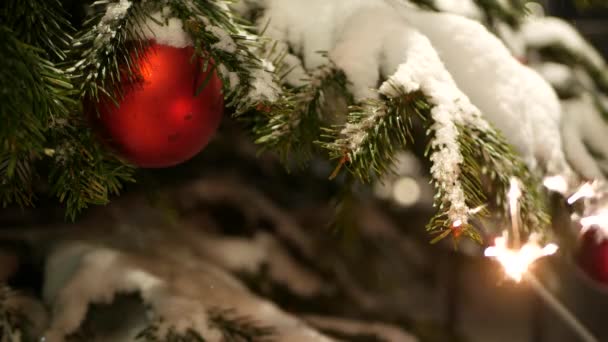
<box><xmin>379</xmin><ymin>29</ymin><xmax>485</xmax><ymax>231</ymax></box>
<box><xmin>158</xmin><ymin>0</ymin><xmax>284</xmax><ymax>112</ymax></box>
<box><xmin>378</xmin><ymin>25</ymin><xmax>548</xmax><ymax>238</ymax></box>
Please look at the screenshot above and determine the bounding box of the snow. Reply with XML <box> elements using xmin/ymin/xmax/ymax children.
<box><xmin>520</xmin><ymin>16</ymin><xmax>606</xmax><ymax>71</ymax></box>
<box><xmin>235</xmin><ymin>0</ymin><xmax>391</xmax><ymax>98</ymax></box>
<box><xmin>43</xmin><ymin>244</ymin><xmax>221</xmax><ymax>342</ymax></box>
<box><xmin>249</xmin><ymin>64</ymin><xmax>280</xmax><ymax>102</ymax></box>
<box><xmin>496</xmin><ymin>22</ymin><xmax>526</xmax><ymax>59</ymax></box>
<box><xmin>434</xmin><ymin>0</ymin><xmax>482</xmax><ymax>20</ymax></box>
<box><xmin>305</xmin><ymin>315</ymin><xmax>419</xmax><ymax>342</ymax></box>
<box><xmin>41</xmin><ymin>236</ymin><xmax>333</xmax><ymax>342</ymax></box>
<box><xmin>379</xmin><ymin>27</ymin><xmax>482</xmax><ymax>225</ymax></box>
<box><xmin>101</xmin><ymin>0</ymin><xmax>131</xmax><ymax>23</ymax></box>
<box><xmin>142</xmin><ymin>8</ymin><xmax>193</xmax><ymax>48</ymax></box>
<box><xmin>136</xmin><ymin>1</ymin><xmax>283</xmax><ymax>105</ymax></box>
<box><xmin>392</xmin><ymin>8</ymin><xmax>574</xmax><ymax>178</ymax></box>
<box><xmin>94</xmin><ymin>0</ymin><xmax>133</xmax><ymax>52</ymax></box>
<box><xmin>206</xmin><ymin>24</ymin><xmax>237</xmax><ymax>53</ymax></box>
<box><xmin>236</xmin><ymin>0</ymin><xmax>577</xmax><ymax>180</ymax></box>
<box><xmin>561</xmin><ymin>94</ymin><xmax>608</xmax><ymax>180</ymax></box>
<box><xmin>532</xmin><ymin>62</ymin><xmax>574</xmax><ymax>90</ymax></box>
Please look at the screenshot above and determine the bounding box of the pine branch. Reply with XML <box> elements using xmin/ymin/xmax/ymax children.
<box><xmin>1</xmin><ymin>0</ymin><xmax>72</xmax><ymax>60</ymax></box>
<box><xmin>135</xmin><ymin>308</ymin><xmax>275</xmax><ymax>342</ymax></box>
<box><xmin>251</xmin><ymin>64</ymin><xmax>351</xmax><ymax>164</ymax></box>
<box><xmin>167</xmin><ymin>0</ymin><xmax>283</xmax><ymax>113</ymax></box>
<box><xmin>0</xmin><ymin>26</ymin><xmax>73</xmax><ymax>210</ymax></box>
<box><xmin>47</xmin><ymin>122</ymin><xmax>135</xmax><ymax>221</ymax></box>
<box><xmin>320</xmin><ymin>92</ymin><xmax>425</xmax><ymax>183</ymax></box>
<box><xmin>208</xmin><ymin>308</ymin><xmax>275</xmax><ymax>342</ymax></box>
<box><xmin>136</xmin><ymin>325</ymin><xmax>205</xmax><ymax>342</ymax></box>
<box><xmin>322</xmin><ymin>84</ymin><xmax>549</xmax><ymax>243</ymax></box>
<box><xmin>537</xmin><ymin>44</ymin><xmax>608</xmax><ymax>97</ymax></box>
<box><xmin>457</xmin><ymin>125</ymin><xmax>550</xmax><ymax>233</ymax></box>
<box><xmin>68</xmin><ymin>0</ymin><xmax>152</xmax><ymax>103</ymax></box>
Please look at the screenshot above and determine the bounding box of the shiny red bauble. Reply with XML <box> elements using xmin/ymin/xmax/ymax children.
<box><xmin>92</xmin><ymin>42</ymin><xmax>223</xmax><ymax>168</ymax></box>
<box><xmin>577</xmin><ymin>228</ymin><xmax>608</xmax><ymax>285</ymax></box>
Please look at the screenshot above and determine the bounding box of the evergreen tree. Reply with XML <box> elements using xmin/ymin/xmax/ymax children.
<box><xmin>1</xmin><ymin>1</ymin><xmax>608</xmax><ymax>341</ymax></box>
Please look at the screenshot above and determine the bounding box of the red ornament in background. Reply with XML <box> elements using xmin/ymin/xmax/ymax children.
<box><xmin>577</xmin><ymin>228</ymin><xmax>608</xmax><ymax>285</ymax></box>
<box><xmin>92</xmin><ymin>42</ymin><xmax>223</xmax><ymax>168</ymax></box>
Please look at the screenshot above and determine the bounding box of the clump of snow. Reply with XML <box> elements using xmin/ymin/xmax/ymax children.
<box><xmin>380</xmin><ymin>28</ymin><xmax>485</xmax><ymax>225</ymax></box>
<box><xmin>496</xmin><ymin>22</ymin><xmax>526</xmax><ymax>58</ymax></box>
<box><xmin>42</xmin><ymin>244</ymin><xmax>220</xmax><ymax>342</ymax></box>
<box><xmin>531</xmin><ymin>62</ymin><xmax>584</xmax><ymax>93</ymax></box>
<box><xmin>218</xmin><ymin>63</ymin><xmax>241</xmax><ymax>90</ymax></box>
<box><xmin>434</xmin><ymin>0</ymin><xmax>482</xmax><ymax>20</ymax></box>
<box><xmin>561</xmin><ymin>94</ymin><xmax>608</xmax><ymax>180</ymax></box>
<box><xmin>101</xmin><ymin>0</ymin><xmax>132</xmax><ymax>23</ymax></box>
<box><xmin>236</xmin><ymin>0</ymin><xmax>582</xmax><ymax>182</ymax></box>
<box><xmin>142</xmin><ymin>7</ymin><xmax>193</xmax><ymax>48</ymax></box>
<box><xmin>41</xmin><ymin>235</ymin><xmax>333</xmax><ymax>342</ymax></box>
<box><xmin>206</xmin><ymin>24</ymin><xmax>237</xmax><ymax>53</ymax></box>
<box><xmin>238</xmin><ymin>0</ymin><xmax>392</xmax><ymax>98</ymax></box>
<box><xmin>521</xmin><ymin>16</ymin><xmax>606</xmax><ymax>71</ymax></box>
<box><xmin>532</xmin><ymin>62</ymin><xmax>574</xmax><ymax>90</ymax></box>
<box><xmin>394</xmin><ymin>8</ymin><xmax>574</xmax><ymax>178</ymax></box>
<box><xmin>338</xmin><ymin>104</ymin><xmax>386</xmax><ymax>153</ymax></box>
<box><xmin>93</xmin><ymin>0</ymin><xmax>133</xmax><ymax>52</ymax></box>
<box><xmin>249</xmin><ymin>64</ymin><xmax>280</xmax><ymax>102</ymax></box>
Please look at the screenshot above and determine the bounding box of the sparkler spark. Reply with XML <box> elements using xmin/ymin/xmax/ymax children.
<box><xmin>484</xmin><ymin>232</ymin><xmax>558</xmax><ymax>282</ymax></box>
<box><xmin>568</xmin><ymin>182</ymin><xmax>597</xmax><ymax>204</ymax></box>
<box><xmin>508</xmin><ymin>178</ymin><xmax>522</xmax><ymax>248</ymax></box>
<box><xmin>484</xmin><ymin>176</ymin><xmax>599</xmax><ymax>342</ymax></box>
<box><xmin>543</xmin><ymin>175</ymin><xmax>569</xmax><ymax>194</ymax></box>
<box><xmin>580</xmin><ymin>211</ymin><xmax>608</xmax><ymax>229</ymax></box>
<box><xmin>485</xmin><ymin>178</ymin><xmax>558</xmax><ymax>282</ymax></box>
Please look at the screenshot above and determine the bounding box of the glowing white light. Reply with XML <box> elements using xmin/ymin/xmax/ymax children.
<box><xmin>543</xmin><ymin>175</ymin><xmax>569</xmax><ymax>194</ymax></box>
<box><xmin>468</xmin><ymin>205</ymin><xmax>486</xmax><ymax>215</ymax></box>
<box><xmin>484</xmin><ymin>232</ymin><xmax>558</xmax><ymax>282</ymax></box>
<box><xmin>392</xmin><ymin>177</ymin><xmax>421</xmax><ymax>207</ymax></box>
<box><xmin>580</xmin><ymin>213</ymin><xmax>608</xmax><ymax>228</ymax></box>
<box><xmin>453</xmin><ymin>219</ymin><xmax>463</xmax><ymax>227</ymax></box>
<box><xmin>508</xmin><ymin>178</ymin><xmax>522</xmax><ymax>209</ymax></box>
<box><xmin>568</xmin><ymin>182</ymin><xmax>597</xmax><ymax>204</ymax></box>
<box><xmin>508</xmin><ymin>178</ymin><xmax>522</xmax><ymax>247</ymax></box>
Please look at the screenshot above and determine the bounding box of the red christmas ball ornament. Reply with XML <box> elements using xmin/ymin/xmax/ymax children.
<box><xmin>577</xmin><ymin>228</ymin><xmax>608</xmax><ymax>285</ymax></box>
<box><xmin>92</xmin><ymin>42</ymin><xmax>223</xmax><ymax>168</ymax></box>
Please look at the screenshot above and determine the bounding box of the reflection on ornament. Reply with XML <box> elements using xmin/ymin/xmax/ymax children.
<box><xmin>91</xmin><ymin>43</ymin><xmax>223</xmax><ymax>168</ymax></box>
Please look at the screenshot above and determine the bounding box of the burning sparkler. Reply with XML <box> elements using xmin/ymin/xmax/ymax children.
<box><xmin>548</xmin><ymin>178</ymin><xmax>608</xmax><ymax>238</ymax></box>
<box><xmin>483</xmin><ymin>177</ymin><xmax>599</xmax><ymax>342</ymax></box>
<box><xmin>485</xmin><ymin>177</ymin><xmax>558</xmax><ymax>281</ymax></box>
<box><xmin>568</xmin><ymin>181</ymin><xmax>599</xmax><ymax>204</ymax></box>
<box><xmin>484</xmin><ymin>232</ymin><xmax>558</xmax><ymax>282</ymax></box>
